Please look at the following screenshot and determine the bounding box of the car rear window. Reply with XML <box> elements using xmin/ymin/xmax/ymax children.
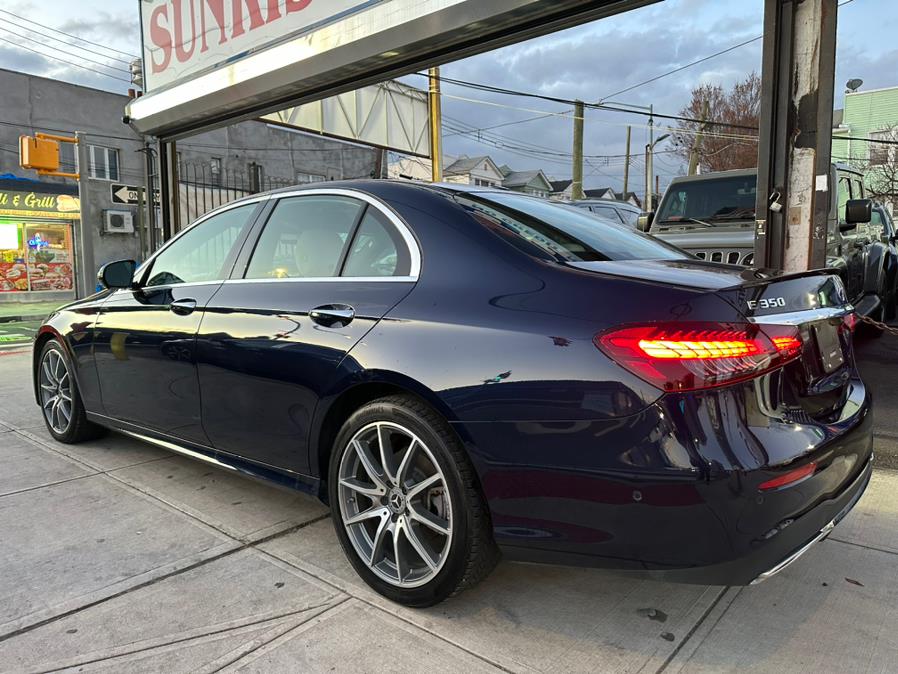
<box><xmin>457</xmin><ymin>192</ymin><xmax>686</xmax><ymax>262</ymax></box>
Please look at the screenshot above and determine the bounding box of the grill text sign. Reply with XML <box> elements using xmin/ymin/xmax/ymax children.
<box><xmin>142</xmin><ymin>0</ymin><xmax>378</xmax><ymax>91</ymax></box>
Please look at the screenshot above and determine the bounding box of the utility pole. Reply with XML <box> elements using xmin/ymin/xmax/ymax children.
<box><xmin>428</xmin><ymin>67</ymin><xmax>443</xmax><ymax>183</ymax></box>
<box><xmin>623</xmin><ymin>125</ymin><xmax>631</xmax><ymax>197</ymax></box>
<box><xmin>688</xmin><ymin>99</ymin><xmax>711</xmax><ymax>175</ymax></box>
<box><xmin>646</xmin><ymin>105</ymin><xmax>654</xmax><ymax>210</ymax></box>
<box><xmin>754</xmin><ymin>0</ymin><xmax>837</xmax><ymax>271</ymax></box>
<box><xmin>571</xmin><ymin>100</ymin><xmax>585</xmax><ymax>201</ymax></box>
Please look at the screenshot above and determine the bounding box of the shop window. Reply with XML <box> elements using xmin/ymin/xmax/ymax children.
<box><xmin>89</xmin><ymin>145</ymin><xmax>120</xmax><ymax>181</ymax></box>
<box><xmin>0</xmin><ymin>221</ymin><xmax>74</xmax><ymax>293</ymax></box>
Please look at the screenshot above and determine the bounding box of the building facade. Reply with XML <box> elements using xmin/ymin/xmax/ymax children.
<box><xmin>0</xmin><ymin>68</ymin><xmax>379</xmax><ymax>302</ymax></box>
<box><xmin>832</xmin><ymin>85</ymin><xmax>898</xmax><ymax>210</ymax></box>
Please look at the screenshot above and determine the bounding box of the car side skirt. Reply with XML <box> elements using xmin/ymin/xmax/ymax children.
<box><xmin>86</xmin><ymin>412</ymin><xmax>321</xmax><ymax>497</ymax></box>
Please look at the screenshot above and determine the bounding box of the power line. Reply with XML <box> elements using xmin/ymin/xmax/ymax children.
<box><xmin>0</xmin><ymin>36</ymin><xmax>132</xmax><ymax>84</ymax></box>
<box><xmin>0</xmin><ymin>23</ymin><xmax>130</xmax><ymax>73</ymax></box>
<box><xmin>598</xmin><ymin>0</ymin><xmax>856</xmax><ymax>101</ymax></box>
<box><xmin>598</xmin><ymin>36</ymin><xmax>763</xmax><ymax>102</ymax></box>
<box><xmin>0</xmin><ymin>8</ymin><xmax>137</xmax><ymax>60</ymax></box>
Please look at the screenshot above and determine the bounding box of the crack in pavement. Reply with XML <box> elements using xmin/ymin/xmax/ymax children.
<box><xmin>0</xmin><ymin>472</ymin><xmax>100</xmax><ymax>499</ymax></box>
<box><xmin>0</xmin><ymin>513</ymin><xmax>332</xmax><ymax>646</ymax></box>
<box><xmin>655</xmin><ymin>586</ymin><xmax>732</xmax><ymax>674</ymax></box>
<box><xmin>207</xmin><ymin>597</ymin><xmax>353</xmax><ymax>674</ymax></box>
<box><xmin>31</xmin><ymin>597</ymin><xmax>347</xmax><ymax>674</ymax></box>
<box><xmin>828</xmin><ymin>536</ymin><xmax>898</xmax><ymax>556</ymax></box>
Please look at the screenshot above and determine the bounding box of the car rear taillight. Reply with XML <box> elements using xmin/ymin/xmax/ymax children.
<box><xmin>841</xmin><ymin>312</ymin><xmax>857</xmax><ymax>334</ymax></box>
<box><xmin>595</xmin><ymin>322</ymin><xmax>802</xmax><ymax>392</ymax></box>
<box><xmin>758</xmin><ymin>461</ymin><xmax>818</xmax><ymax>491</ymax></box>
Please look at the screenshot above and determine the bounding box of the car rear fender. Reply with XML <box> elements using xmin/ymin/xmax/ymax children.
<box><xmin>862</xmin><ymin>241</ymin><xmax>889</xmax><ymax>294</ymax></box>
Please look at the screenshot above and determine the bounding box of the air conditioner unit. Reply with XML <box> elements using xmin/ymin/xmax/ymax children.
<box><xmin>104</xmin><ymin>210</ymin><xmax>134</xmax><ymax>234</ymax></box>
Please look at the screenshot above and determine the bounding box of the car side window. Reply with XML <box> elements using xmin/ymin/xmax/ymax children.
<box><xmin>144</xmin><ymin>203</ymin><xmax>256</xmax><ymax>287</ymax></box>
<box><xmin>837</xmin><ymin>176</ymin><xmax>852</xmax><ymax>223</ymax></box>
<box><xmin>342</xmin><ymin>207</ymin><xmax>411</xmax><ymax>277</ymax></box>
<box><xmin>245</xmin><ymin>196</ymin><xmax>364</xmax><ymax>279</ymax></box>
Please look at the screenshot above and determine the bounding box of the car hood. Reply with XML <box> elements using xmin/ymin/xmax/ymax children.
<box><xmin>565</xmin><ymin>258</ymin><xmax>805</xmax><ymax>291</ymax></box>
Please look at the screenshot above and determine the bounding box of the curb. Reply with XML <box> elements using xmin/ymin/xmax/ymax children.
<box><xmin>0</xmin><ymin>314</ymin><xmax>50</xmax><ymax>324</ymax></box>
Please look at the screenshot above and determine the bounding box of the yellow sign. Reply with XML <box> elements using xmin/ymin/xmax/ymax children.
<box><xmin>0</xmin><ymin>190</ymin><xmax>80</xmax><ymax>220</ymax></box>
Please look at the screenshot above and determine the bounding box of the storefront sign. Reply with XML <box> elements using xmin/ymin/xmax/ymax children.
<box><xmin>143</xmin><ymin>0</ymin><xmax>379</xmax><ymax>91</ymax></box>
<box><xmin>129</xmin><ymin>0</ymin><xmax>658</xmax><ymax>137</ymax></box>
<box><xmin>0</xmin><ymin>189</ymin><xmax>80</xmax><ymax>220</ymax></box>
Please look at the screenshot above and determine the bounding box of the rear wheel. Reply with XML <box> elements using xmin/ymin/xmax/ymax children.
<box><xmin>329</xmin><ymin>395</ymin><xmax>498</xmax><ymax>607</ymax></box>
<box><xmin>38</xmin><ymin>340</ymin><xmax>104</xmax><ymax>443</ymax></box>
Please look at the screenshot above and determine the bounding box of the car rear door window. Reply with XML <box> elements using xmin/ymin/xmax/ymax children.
<box><xmin>245</xmin><ymin>196</ymin><xmax>364</xmax><ymax>279</ymax></box>
<box><xmin>342</xmin><ymin>207</ymin><xmax>411</xmax><ymax>277</ymax></box>
<box><xmin>144</xmin><ymin>203</ymin><xmax>256</xmax><ymax>287</ymax></box>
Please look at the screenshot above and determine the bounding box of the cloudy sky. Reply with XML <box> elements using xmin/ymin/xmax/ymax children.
<box><xmin>0</xmin><ymin>0</ymin><xmax>894</xmax><ymax>191</ymax></box>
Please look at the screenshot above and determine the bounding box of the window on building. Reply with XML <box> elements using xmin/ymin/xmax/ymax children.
<box><xmin>210</xmin><ymin>157</ymin><xmax>222</xmax><ymax>185</ymax></box>
<box><xmin>59</xmin><ymin>142</ymin><xmax>78</xmax><ymax>174</ymax></box>
<box><xmin>869</xmin><ymin>131</ymin><xmax>892</xmax><ymax>167</ymax></box>
<box><xmin>295</xmin><ymin>171</ymin><xmax>327</xmax><ymax>184</ymax></box>
<box><xmin>474</xmin><ymin>179</ymin><xmax>497</xmax><ymax>187</ymax></box>
<box><xmin>88</xmin><ymin>145</ymin><xmax>119</xmax><ymax>181</ymax></box>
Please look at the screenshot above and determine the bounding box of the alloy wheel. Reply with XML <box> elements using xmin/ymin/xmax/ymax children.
<box><xmin>39</xmin><ymin>349</ymin><xmax>73</xmax><ymax>434</ymax></box>
<box><xmin>337</xmin><ymin>421</ymin><xmax>453</xmax><ymax>588</ymax></box>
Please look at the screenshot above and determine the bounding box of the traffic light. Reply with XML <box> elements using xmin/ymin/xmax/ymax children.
<box><xmin>18</xmin><ymin>133</ymin><xmax>78</xmax><ymax>179</ymax></box>
<box><xmin>19</xmin><ymin>135</ymin><xmax>59</xmax><ymax>172</ymax></box>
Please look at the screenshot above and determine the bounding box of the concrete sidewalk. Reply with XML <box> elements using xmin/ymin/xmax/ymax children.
<box><xmin>1</xmin><ymin>349</ymin><xmax>897</xmax><ymax>673</ymax></box>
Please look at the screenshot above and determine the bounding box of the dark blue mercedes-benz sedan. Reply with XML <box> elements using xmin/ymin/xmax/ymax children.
<box><xmin>33</xmin><ymin>180</ymin><xmax>873</xmax><ymax>606</ymax></box>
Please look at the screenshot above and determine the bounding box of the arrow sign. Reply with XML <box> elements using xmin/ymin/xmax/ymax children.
<box><xmin>110</xmin><ymin>183</ymin><xmax>160</xmax><ymax>206</ymax></box>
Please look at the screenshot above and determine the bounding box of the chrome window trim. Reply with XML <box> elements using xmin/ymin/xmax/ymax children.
<box><xmin>114</xmin><ymin>280</ymin><xmax>223</xmax><ymax>294</ymax></box>
<box><xmin>133</xmin><ymin>195</ymin><xmax>272</xmax><ymax>282</ymax></box>
<box><xmin>223</xmin><ymin>276</ymin><xmax>415</xmax><ymax>285</ymax></box>
<box><xmin>255</xmin><ymin>188</ymin><xmax>422</xmax><ymax>280</ymax></box>
<box><xmin>750</xmin><ymin>305</ymin><xmax>854</xmax><ymax>326</ymax></box>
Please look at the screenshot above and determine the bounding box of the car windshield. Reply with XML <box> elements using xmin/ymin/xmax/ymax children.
<box><xmin>656</xmin><ymin>175</ymin><xmax>758</xmax><ymax>224</ymax></box>
<box><xmin>457</xmin><ymin>192</ymin><xmax>686</xmax><ymax>262</ymax></box>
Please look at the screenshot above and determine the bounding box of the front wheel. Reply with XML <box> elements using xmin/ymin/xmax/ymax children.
<box><xmin>37</xmin><ymin>340</ymin><xmax>105</xmax><ymax>443</ymax></box>
<box><xmin>329</xmin><ymin>395</ymin><xmax>498</xmax><ymax>607</ymax></box>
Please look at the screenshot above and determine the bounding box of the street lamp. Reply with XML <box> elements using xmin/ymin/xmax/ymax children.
<box><xmin>645</xmin><ymin>133</ymin><xmax>670</xmax><ymax>211</ymax></box>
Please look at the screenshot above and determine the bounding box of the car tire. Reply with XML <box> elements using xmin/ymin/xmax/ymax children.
<box><xmin>329</xmin><ymin>394</ymin><xmax>499</xmax><ymax>607</ymax></box>
<box><xmin>37</xmin><ymin>340</ymin><xmax>105</xmax><ymax>444</ymax></box>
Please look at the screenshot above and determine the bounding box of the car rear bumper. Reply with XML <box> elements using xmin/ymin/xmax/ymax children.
<box><xmin>462</xmin><ymin>374</ymin><xmax>874</xmax><ymax>585</ymax></box>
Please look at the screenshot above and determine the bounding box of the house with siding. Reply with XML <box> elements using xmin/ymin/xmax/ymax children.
<box><xmin>832</xmin><ymin>85</ymin><xmax>898</xmax><ymax>209</ymax></box>
<box><xmin>499</xmin><ymin>166</ymin><xmax>553</xmax><ymax>197</ymax></box>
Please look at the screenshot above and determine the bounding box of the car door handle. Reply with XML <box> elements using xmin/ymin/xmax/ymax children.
<box><xmin>170</xmin><ymin>299</ymin><xmax>197</xmax><ymax>316</ymax></box>
<box><xmin>310</xmin><ymin>304</ymin><xmax>355</xmax><ymax>327</ymax></box>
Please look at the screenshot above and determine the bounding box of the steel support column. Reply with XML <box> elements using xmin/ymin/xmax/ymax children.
<box><xmin>754</xmin><ymin>0</ymin><xmax>838</xmax><ymax>271</ymax></box>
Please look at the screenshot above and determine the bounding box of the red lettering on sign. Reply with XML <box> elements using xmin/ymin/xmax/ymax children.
<box><xmin>285</xmin><ymin>0</ymin><xmax>312</xmax><ymax>12</ymax></box>
<box><xmin>173</xmin><ymin>0</ymin><xmax>198</xmax><ymax>62</ymax></box>
<box><xmin>231</xmin><ymin>0</ymin><xmax>266</xmax><ymax>38</ymax></box>
<box><xmin>149</xmin><ymin>5</ymin><xmax>173</xmax><ymax>74</ymax></box>
<box><xmin>265</xmin><ymin>0</ymin><xmax>282</xmax><ymax>23</ymax></box>
<box><xmin>200</xmin><ymin>0</ymin><xmax>228</xmax><ymax>53</ymax></box>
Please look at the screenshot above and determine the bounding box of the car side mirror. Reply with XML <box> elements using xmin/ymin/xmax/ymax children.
<box><xmin>845</xmin><ymin>199</ymin><xmax>872</xmax><ymax>225</ymax></box>
<box><xmin>98</xmin><ymin>259</ymin><xmax>137</xmax><ymax>290</ymax></box>
<box><xmin>637</xmin><ymin>212</ymin><xmax>654</xmax><ymax>232</ymax></box>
